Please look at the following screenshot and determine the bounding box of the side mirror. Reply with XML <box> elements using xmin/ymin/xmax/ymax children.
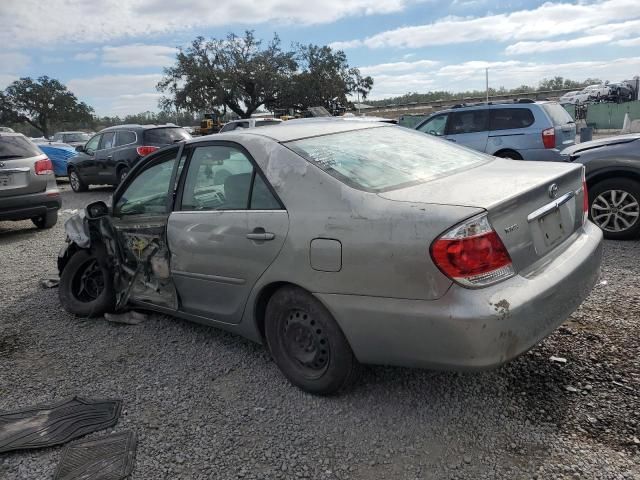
<box><xmin>85</xmin><ymin>201</ymin><xmax>109</xmax><ymax>219</ymax></box>
<box><xmin>75</xmin><ymin>145</ymin><xmax>85</xmax><ymax>152</ymax></box>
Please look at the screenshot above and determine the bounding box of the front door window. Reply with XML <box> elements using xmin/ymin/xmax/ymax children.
<box><xmin>84</xmin><ymin>135</ymin><xmax>101</xmax><ymax>155</ymax></box>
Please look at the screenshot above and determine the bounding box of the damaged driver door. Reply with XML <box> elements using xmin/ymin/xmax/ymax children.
<box><xmin>110</xmin><ymin>146</ymin><xmax>183</xmax><ymax>310</ymax></box>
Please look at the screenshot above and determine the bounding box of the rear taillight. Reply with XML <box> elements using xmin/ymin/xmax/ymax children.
<box><xmin>582</xmin><ymin>167</ymin><xmax>588</xmax><ymax>224</ymax></box>
<box><xmin>542</xmin><ymin>128</ymin><xmax>556</xmax><ymax>149</ymax></box>
<box><xmin>34</xmin><ymin>158</ymin><xmax>54</xmax><ymax>175</ymax></box>
<box><xmin>136</xmin><ymin>145</ymin><xmax>159</xmax><ymax>157</ymax></box>
<box><xmin>430</xmin><ymin>214</ymin><xmax>515</xmax><ymax>288</ymax></box>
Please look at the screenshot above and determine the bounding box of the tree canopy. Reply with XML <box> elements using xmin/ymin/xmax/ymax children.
<box><xmin>158</xmin><ymin>31</ymin><xmax>373</xmax><ymax>118</ymax></box>
<box><xmin>1</xmin><ymin>76</ymin><xmax>94</xmax><ymax>137</ymax></box>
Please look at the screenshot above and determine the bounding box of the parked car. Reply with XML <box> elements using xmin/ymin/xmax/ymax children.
<box><xmin>67</xmin><ymin>124</ymin><xmax>191</xmax><ymax>192</ymax></box>
<box><xmin>0</xmin><ymin>132</ymin><xmax>61</xmax><ymax>229</ymax></box>
<box><xmin>57</xmin><ymin>121</ymin><xmax>602</xmax><ymax>394</ymax></box>
<box><xmin>561</xmin><ymin>134</ymin><xmax>640</xmax><ymax>239</ymax></box>
<box><xmin>50</xmin><ymin>131</ymin><xmax>92</xmax><ymax>147</ymax></box>
<box><xmin>558</xmin><ymin>91</ymin><xmax>582</xmax><ymax>105</ymax></box>
<box><xmin>581</xmin><ymin>84</ymin><xmax>611</xmax><ymax>101</ymax></box>
<box><xmin>36</xmin><ymin>142</ymin><xmax>77</xmax><ymax>177</ymax></box>
<box><xmin>606</xmin><ymin>82</ymin><xmax>635</xmax><ymax>103</ymax></box>
<box><xmin>415</xmin><ymin>100</ymin><xmax>576</xmax><ymax>160</ymax></box>
<box><xmin>218</xmin><ymin>118</ymin><xmax>283</xmax><ymax>133</ymax></box>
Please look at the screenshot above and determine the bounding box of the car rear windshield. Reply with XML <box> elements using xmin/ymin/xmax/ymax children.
<box><xmin>0</xmin><ymin>135</ymin><xmax>42</xmax><ymax>160</ymax></box>
<box><xmin>286</xmin><ymin>126</ymin><xmax>489</xmax><ymax>192</ymax></box>
<box><xmin>542</xmin><ymin>104</ymin><xmax>574</xmax><ymax>126</ymax></box>
<box><xmin>255</xmin><ymin>120</ymin><xmax>281</xmax><ymax>127</ymax></box>
<box><xmin>143</xmin><ymin>127</ymin><xmax>191</xmax><ymax>145</ymax></box>
<box><xmin>64</xmin><ymin>133</ymin><xmax>90</xmax><ymax>142</ymax></box>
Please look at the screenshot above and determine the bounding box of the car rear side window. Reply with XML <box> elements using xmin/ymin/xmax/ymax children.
<box><xmin>447</xmin><ymin>110</ymin><xmax>489</xmax><ymax>135</ymax></box>
<box><xmin>143</xmin><ymin>127</ymin><xmax>191</xmax><ymax>145</ymax></box>
<box><xmin>490</xmin><ymin>108</ymin><xmax>535</xmax><ymax>131</ymax></box>
<box><xmin>0</xmin><ymin>135</ymin><xmax>42</xmax><ymax>159</ymax></box>
<box><xmin>287</xmin><ymin>126</ymin><xmax>489</xmax><ymax>192</ymax></box>
<box><xmin>541</xmin><ymin>104</ymin><xmax>574</xmax><ymax>126</ymax></box>
<box><xmin>115</xmin><ymin>131</ymin><xmax>136</xmax><ymax>146</ymax></box>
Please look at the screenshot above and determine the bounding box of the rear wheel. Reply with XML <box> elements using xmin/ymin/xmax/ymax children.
<box><xmin>69</xmin><ymin>168</ymin><xmax>88</xmax><ymax>192</ymax></box>
<box><xmin>117</xmin><ymin>166</ymin><xmax>130</xmax><ymax>185</ymax></box>
<box><xmin>495</xmin><ymin>150</ymin><xmax>523</xmax><ymax>160</ymax></box>
<box><xmin>58</xmin><ymin>249</ymin><xmax>115</xmax><ymax>317</ymax></box>
<box><xmin>265</xmin><ymin>286</ymin><xmax>359</xmax><ymax>395</ymax></box>
<box><xmin>589</xmin><ymin>178</ymin><xmax>640</xmax><ymax>240</ymax></box>
<box><xmin>32</xmin><ymin>210</ymin><xmax>58</xmax><ymax>229</ymax></box>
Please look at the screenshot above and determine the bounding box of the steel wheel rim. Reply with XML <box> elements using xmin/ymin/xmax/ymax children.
<box><xmin>70</xmin><ymin>171</ymin><xmax>79</xmax><ymax>190</ymax></box>
<box><xmin>71</xmin><ymin>258</ymin><xmax>104</xmax><ymax>302</ymax></box>
<box><xmin>591</xmin><ymin>189</ymin><xmax>640</xmax><ymax>232</ymax></box>
<box><xmin>282</xmin><ymin>309</ymin><xmax>330</xmax><ymax>379</ymax></box>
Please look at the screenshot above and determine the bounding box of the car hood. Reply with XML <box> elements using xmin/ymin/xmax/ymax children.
<box><xmin>561</xmin><ymin>134</ymin><xmax>640</xmax><ymax>156</ymax></box>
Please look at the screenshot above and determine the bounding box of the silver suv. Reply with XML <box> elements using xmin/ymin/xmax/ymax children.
<box><xmin>0</xmin><ymin>133</ymin><xmax>61</xmax><ymax>229</ymax></box>
<box><xmin>415</xmin><ymin>100</ymin><xmax>576</xmax><ymax>161</ymax></box>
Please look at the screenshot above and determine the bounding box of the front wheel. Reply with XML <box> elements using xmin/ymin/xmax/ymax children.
<box><xmin>58</xmin><ymin>249</ymin><xmax>115</xmax><ymax>317</ymax></box>
<box><xmin>265</xmin><ymin>286</ymin><xmax>359</xmax><ymax>395</ymax></box>
<box><xmin>589</xmin><ymin>178</ymin><xmax>640</xmax><ymax>240</ymax></box>
<box><xmin>69</xmin><ymin>169</ymin><xmax>88</xmax><ymax>192</ymax></box>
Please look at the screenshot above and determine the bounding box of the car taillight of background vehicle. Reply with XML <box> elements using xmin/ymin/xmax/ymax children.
<box><xmin>542</xmin><ymin>128</ymin><xmax>556</xmax><ymax>149</ymax></box>
<box><xmin>582</xmin><ymin>167</ymin><xmax>588</xmax><ymax>224</ymax></box>
<box><xmin>34</xmin><ymin>158</ymin><xmax>54</xmax><ymax>175</ymax></box>
<box><xmin>430</xmin><ymin>214</ymin><xmax>515</xmax><ymax>288</ymax></box>
<box><xmin>136</xmin><ymin>146</ymin><xmax>159</xmax><ymax>156</ymax></box>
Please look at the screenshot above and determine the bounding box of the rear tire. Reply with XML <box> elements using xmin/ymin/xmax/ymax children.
<box><xmin>117</xmin><ymin>166</ymin><xmax>130</xmax><ymax>185</ymax></box>
<box><xmin>69</xmin><ymin>168</ymin><xmax>88</xmax><ymax>192</ymax></box>
<box><xmin>265</xmin><ymin>286</ymin><xmax>359</xmax><ymax>395</ymax></box>
<box><xmin>58</xmin><ymin>249</ymin><xmax>115</xmax><ymax>317</ymax></box>
<box><xmin>32</xmin><ymin>210</ymin><xmax>58</xmax><ymax>229</ymax></box>
<box><xmin>589</xmin><ymin>177</ymin><xmax>640</xmax><ymax>240</ymax></box>
<box><xmin>495</xmin><ymin>150</ymin><xmax>523</xmax><ymax>160</ymax></box>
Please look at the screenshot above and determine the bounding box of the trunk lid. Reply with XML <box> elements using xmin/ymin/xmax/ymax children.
<box><xmin>379</xmin><ymin>158</ymin><xmax>585</xmax><ymax>272</ymax></box>
<box><xmin>0</xmin><ymin>134</ymin><xmax>48</xmax><ymax>198</ymax></box>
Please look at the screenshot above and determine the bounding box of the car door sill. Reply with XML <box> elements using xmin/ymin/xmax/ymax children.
<box><xmin>171</xmin><ymin>270</ymin><xmax>246</xmax><ymax>285</ymax></box>
<box><xmin>129</xmin><ymin>299</ymin><xmax>240</xmax><ymax>327</ymax></box>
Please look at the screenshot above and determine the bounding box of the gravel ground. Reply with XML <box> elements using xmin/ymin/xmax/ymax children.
<box><xmin>1</xmin><ymin>182</ymin><xmax>638</xmax><ymax>480</ymax></box>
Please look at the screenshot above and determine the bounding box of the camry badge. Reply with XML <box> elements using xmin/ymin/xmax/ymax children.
<box><xmin>548</xmin><ymin>183</ymin><xmax>559</xmax><ymax>199</ymax></box>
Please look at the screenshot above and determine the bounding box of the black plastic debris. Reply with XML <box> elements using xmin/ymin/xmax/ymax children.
<box><xmin>0</xmin><ymin>397</ymin><xmax>122</xmax><ymax>453</ymax></box>
<box><xmin>54</xmin><ymin>431</ymin><xmax>136</xmax><ymax>480</ymax></box>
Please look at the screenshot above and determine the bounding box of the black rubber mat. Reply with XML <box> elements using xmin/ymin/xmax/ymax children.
<box><xmin>0</xmin><ymin>397</ymin><xmax>122</xmax><ymax>453</ymax></box>
<box><xmin>54</xmin><ymin>431</ymin><xmax>136</xmax><ymax>480</ymax></box>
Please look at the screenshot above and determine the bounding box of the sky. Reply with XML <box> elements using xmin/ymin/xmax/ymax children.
<box><xmin>1</xmin><ymin>0</ymin><xmax>639</xmax><ymax>116</ymax></box>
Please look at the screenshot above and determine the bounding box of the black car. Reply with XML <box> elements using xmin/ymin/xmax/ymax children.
<box><xmin>67</xmin><ymin>124</ymin><xmax>191</xmax><ymax>192</ymax></box>
<box><xmin>606</xmin><ymin>82</ymin><xmax>635</xmax><ymax>103</ymax></box>
<box><xmin>562</xmin><ymin>134</ymin><xmax>640</xmax><ymax>239</ymax></box>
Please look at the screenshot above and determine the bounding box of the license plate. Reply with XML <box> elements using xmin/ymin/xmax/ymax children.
<box><xmin>0</xmin><ymin>174</ymin><xmax>12</xmax><ymax>187</ymax></box>
<box><xmin>539</xmin><ymin>210</ymin><xmax>565</xmax><ymax>246</ymax></box>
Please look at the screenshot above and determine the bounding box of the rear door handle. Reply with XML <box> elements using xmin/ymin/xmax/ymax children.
<box><xmin>246</xmin><ymin>227</ymin><xmax>275</xmax><ymax>241</ymax></box>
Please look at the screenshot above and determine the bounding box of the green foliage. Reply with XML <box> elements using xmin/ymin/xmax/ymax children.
<box><xmin>1</xmin><ymin>76</ymin><xmax>94</xmax><ymax>137</ymax></box>
<box><xmin>158</xmin><ymin>31</ymin><xmax>372</xmax><ymax>117</ymax></box>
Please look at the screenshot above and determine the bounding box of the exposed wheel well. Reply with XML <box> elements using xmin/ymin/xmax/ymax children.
<box><xmin>494</xmin><ymin>149</ymin><xmax>523</xmax><ymax>160</ymax></box>
<box><xmin>254</xmin><ymin>281</ymin><xmax>301</xmax><ymax>341</ymax></box>
<box><xmin>587</xmin><ymin>170</ymin><xmax>640</xmax><ymax>190</ymax></box>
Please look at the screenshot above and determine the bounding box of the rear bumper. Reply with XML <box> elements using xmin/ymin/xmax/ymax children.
<box><xmin>317</xmin><ymin>221</ymin><xmax>603</xmax><ymax>370</ymax></box>
<box><xmin>0</xmin><ymin>190</ymin><xmax>61</xmax><ymax>221</ymax></box>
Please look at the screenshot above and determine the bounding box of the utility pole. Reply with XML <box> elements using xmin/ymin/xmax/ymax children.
<box><xmin>486</xmin><ymin>68</ymin><xmax>489</xmax><ymax>103</ymax></box>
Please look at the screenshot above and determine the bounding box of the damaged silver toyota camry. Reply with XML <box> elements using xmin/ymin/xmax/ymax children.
<box><xmin>58</xmin><ymin>120</ymin><xmax>603</xmax><ymax>395</ymax></box>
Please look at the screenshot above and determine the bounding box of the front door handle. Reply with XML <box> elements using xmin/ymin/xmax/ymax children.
<box><xmin>246</xmin><ymin>227</ymin><xmax>275</xmax><ymax>241</ymax></box>
<box><xmin>107</xmin><ymin>155</ymin><xmax>113</xmax><ymax>160</ymax></box>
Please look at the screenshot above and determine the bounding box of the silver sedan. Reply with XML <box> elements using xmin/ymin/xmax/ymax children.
<box><xmin>58</xmin><ymin>120</ymin><xmax>603</xmax><ymax>395</ymax></box>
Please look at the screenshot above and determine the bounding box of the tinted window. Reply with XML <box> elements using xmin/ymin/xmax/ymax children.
<box><xmin>63</xmin><ymin>133</ymin><xmax>90</xmax><ymax>143</ymax></box>
<box><xmin>181</xmin><ymin>146</ymin><xmax>254</xmax><ymax>211</ymax></box>
<box><xmin>447</xmin><ymin>110</ymin><xmax>489</xmax><ymax>135</ymax></box>
<box><xmin>143</xmin><ymin>127</ymin><xmax>191</xmax><ymax>145</ymax></box>
<box><xmin>541</xmin><ymin>104</ymin><xmax>574</xmax><ymax>126</ymax></box>
<box><xmin>490</xmin><ymin>108</ymin><xmax>535</xmax><ymax>131</ymax></box>
<box><xmin>115</xmin><ymin>131</ymin><xmax>136</xmax><ymax>146</ymax></box>
<box><xmin>0</xmin><ymin>135</ymin><xmax>42</xmax><ymax>159</ymax></box>
<box><xmin>417</xmin><ymin>114</ymin><xmax>448</xmax><ymax>136</ymax></box>
<box><xmin>114</xmin><ymin>150</ymin><xmax>178</xmax><ymax>216</ymax></box>
<box><xmin>255</xmin><ymin>120</ymin><xmax>281</xmax><ymax>127</ymax></box>
<box><xmin>100</xmin><ymin>132</ymin><xmax>116</xmax><ymax>150</ymax></box>
<box><xmin>288</xmin><ymin>126</ymin><xmax>488</xmax><ymax>192</ymax></box>
<box><xmin>84</xmin><ymin>135</ymin><xmax>101</xmax><ymax>155</ymax></box>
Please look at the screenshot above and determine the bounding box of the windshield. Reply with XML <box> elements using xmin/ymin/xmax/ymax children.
<box><xmin>63</xmin><ymin>133</ymin><xmax>90</xmax><ymax>142</ymax></box>
<box><xmin>287</xmin><ymin>126</ymin><xmax>489</xmax><ymax>192</ymax></box>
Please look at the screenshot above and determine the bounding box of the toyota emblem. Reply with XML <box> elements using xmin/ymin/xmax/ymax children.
<box><xmin>548</xmin><ymin>183</ymin><xmax>559</xmax><ymax>199</ymax></box>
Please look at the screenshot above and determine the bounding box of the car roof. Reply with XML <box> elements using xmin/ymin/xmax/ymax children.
<box><xmin>99</xmin><ymin>124</ymin><xmax>182</xmax><ymax>132</ymax></box>
<box><xmin>190</xmin><ymin>119</ymin><xmax>386</xmax><ymax>143</ymax></box>
<box><xmin>0</xmin><ymin>132</ymin><xmax>27</xmax><ymax>138</ymax></box>
<box><xmin>55</xmin><ymin>131</ymin><xmax>86</xmax><ymax>134</ymax></box>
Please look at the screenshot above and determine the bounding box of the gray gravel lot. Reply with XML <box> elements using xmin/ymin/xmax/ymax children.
<box><xmin>1</xmin><ymin>181</ymin><xmax>638</xmax><ymax>480</ymax></box>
